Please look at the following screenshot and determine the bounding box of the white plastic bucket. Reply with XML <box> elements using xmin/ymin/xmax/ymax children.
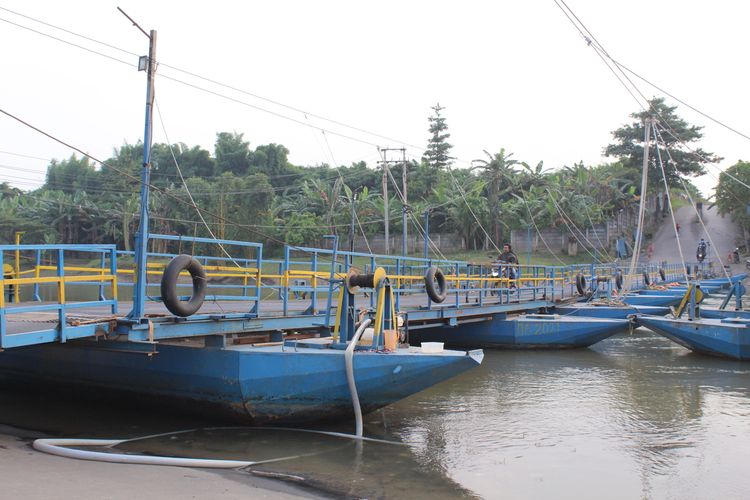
<box><xmin>421</xmin><ymin>342</ymin><xmax>444</xmax><ymax>354</ymax></box>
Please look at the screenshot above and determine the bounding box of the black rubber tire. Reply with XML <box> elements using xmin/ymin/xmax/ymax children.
<box><xmin>643</xmin><ymin>271</ymin><xmax>651</xmax><ymax>286</ymax></box>
<box><xmin>659</xmin><ymin>267</ymin><xmax>666</xmax><ymax>282</ymax></box>
<box><xmin>614</xmin><ymin>270</ymin><xmax>623</xmax><ymax>291</ymax></box>
<box><xmin>161</xmin><ymin>254</ymin><xmax>207</xmax><ymax>317</ymax></box>
<box><xmin>575</xmin><ymin>273</ymin><xmax>586</xmax><ymax>296</ymax></box>
<box><xmin>425</xmin><ymin>266</ymin><xmax>447</xmax><ymax>303</ymax></box>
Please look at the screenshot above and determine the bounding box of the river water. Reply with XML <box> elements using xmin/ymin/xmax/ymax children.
<box><xmin>2</xmin><ymin>328</ymin><xmax>750</xmax><ymax>499</ymax></box>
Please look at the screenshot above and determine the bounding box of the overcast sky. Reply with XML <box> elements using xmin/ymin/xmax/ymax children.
<box><xmin>0</xmin><ymin>0</ymin><xmax>747</xmax><ymax>195</ymax></box>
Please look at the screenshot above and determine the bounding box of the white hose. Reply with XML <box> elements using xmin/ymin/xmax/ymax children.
<box><xmin>33</xmin><ymin>438</ymin><xmax>260</xmax><ymax>468</ymax></box>
<box><xmin>32</xmin><ymin>425</ymin><xmax>402</xmax><ymax>468</ymax></box>
<box><xmin>345</xmin><ymin>318</ymin><xmax>372</xmax><ymax>438</ymax></box>
<box><xmin>33</xmin><ymin>321</ymin><xmax>385</xmax><ymax>466</ymax></box>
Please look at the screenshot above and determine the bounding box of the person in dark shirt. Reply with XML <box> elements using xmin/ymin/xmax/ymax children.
<box><xmin>696</xmin><ymin>238</ymin><xmax>707</xmax><ymax>262</ymax></box>
<box><xmin>498</xmin><ymin>244</ymin><xmax>518</xmax><ymax>265</ymax></box>
<box><xmin>497</xmin><ymin>243</ymin><xmax>518</xmax><ymax>282</ymax></box>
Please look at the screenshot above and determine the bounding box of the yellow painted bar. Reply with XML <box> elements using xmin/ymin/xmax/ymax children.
<box><xmin>3</xmin><ymin>275</ymin><xmax>115</xmax><ymax>286</ymax></box>
<box><xmin>58</xmin><ymin>275</ymin><xmax>66</xmax><ymax>304</ymax></box>
<box><xmin>332</xmin><ymin>287</ymin><xmax>344</xmax><ymax>342</ymax></box>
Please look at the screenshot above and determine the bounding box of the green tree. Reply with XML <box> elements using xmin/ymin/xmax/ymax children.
<box><xmin>422</xmin><ymin>103</ymin><xmax>453</xmax><ymax>170</ymax></box>
<box><xmin>46</xmin><ymin>155</ymin><xmax>97</xmax><ymax>195</ymax></box>
<box><xmin>474</xmin><ymin>148</ymin><xmax>520</xmax><ymax>245</ymax></box>
<box><xmin>715</xmin><ymin>161</ymin><xmax>750</xmax><ymax>243</ymax></box>
<box><xmin>214</xmin><ymin>132</ymin><xmax>250</xmax><ymax>175</ymax></box>
<box><xmin>605</xmin><ymin>97</ymin><xmax>721</xmax><ymax>188</ymax></box>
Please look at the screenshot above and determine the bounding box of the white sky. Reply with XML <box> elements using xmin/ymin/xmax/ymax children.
<box><xmin>0</xmin><ymin>0</ymin><xmax>747</xmax><ymax>196</ymax></box>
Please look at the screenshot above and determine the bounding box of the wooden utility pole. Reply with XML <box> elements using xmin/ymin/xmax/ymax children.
<box><xmin>379</xmin><ymin>148</ymin><xmax>407</xmax><ymax>255</ymax></box>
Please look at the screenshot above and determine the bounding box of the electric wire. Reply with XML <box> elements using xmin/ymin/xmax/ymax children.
<box><xmin>380</xmin><ymin>149</ymin><xmax>447</xmax><ymax>260</ymax></box>
<box><xmin>650</xmin><ymin>124</ymin><xmax>689</xmax><ymax>282</ymax></box>
<box><xmin>546</xmin><ymin>189</ymin><xmax>602</xmax><ymax>263</ymax></box>
<box><xmin>445</xmin><ymin>165</ymin><xmax>501</xmax><ymax>255</ymax></box>
<box><xmin>582</xmin><ymin>203</ymin><xmax>614</xmax><ymax>262</ymax></box>
<box><xmin>518</xmin><ymin>191</ymin><xmax>567</xmax><ymax>266</ymax></box>
<box><xmin>654</xmin><ymin>125</ymin><xmax>732</xmax><ymax>282</ymax></box>
<box><xmin>156</xmin><ymin>101</ymin><xmax>244</xmax><ymax>268</ymax></box>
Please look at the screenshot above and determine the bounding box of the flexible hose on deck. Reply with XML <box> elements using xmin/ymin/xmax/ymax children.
<box><xmin>345</xmin><ymin>318</ymin><xmax>372</xmax><ymax>438</ymax></box>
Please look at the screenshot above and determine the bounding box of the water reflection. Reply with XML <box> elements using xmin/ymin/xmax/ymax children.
<box><xmin>368</xmin><ymin>331</ymin><xmax>750</xmax><ymax>498</ymax></box>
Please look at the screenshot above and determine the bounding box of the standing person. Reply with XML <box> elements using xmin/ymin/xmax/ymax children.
<box><xmin>647</xmin><ymin>243</ymin><xmax>654</xmax><ymax>261</ymax></box>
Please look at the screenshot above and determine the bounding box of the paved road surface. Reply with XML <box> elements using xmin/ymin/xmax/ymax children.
<box><xmin>649</xmin><ymin>204</ymin><xmax>743</xmax><ymax>270</ymax></box>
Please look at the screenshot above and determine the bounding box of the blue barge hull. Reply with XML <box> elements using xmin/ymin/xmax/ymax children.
<box><xmin>620</xmin><ymin>294</ymin><xmax>682</xmax><ymax>307</ymax></box>
<box><xmin>638</xmin><ymin>315</ymin><xmax>750</xmax><ymax>360</ymax></box>
<box><xmin>0</xmin><ymin>341</ymin><xmax>483</xmax><ymax>423</ymax></box>
<box><xmin>410</xmin><ymin>314</ymin><xmax>629</xmax><ymax>349</ymax></box>
<box><xmin>553</xmin><ymin>304</ymin><xmax>670</xmax><ymax>319</ymax></box>
<box><xmin>699</xmin><ymin>309</ymin><xmax>750</xmax><ymax>320</ymax></box>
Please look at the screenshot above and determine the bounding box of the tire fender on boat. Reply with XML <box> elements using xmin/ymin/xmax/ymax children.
<box><xmin>658</xmin><ymin>267</ymin><xmax>666</xmax><ymax>282</ymax></box>
<box><xmin>642</xmin><ymin>271</ymin><xmax>651</xmax><ymax>286</ymax></box>
<box><xmin>160</xmin><ymin>254</ymin><xmax>207</xmax><ymax>317</ymax></box>
<box><xmin>425</xmin><ymin>266</ymin><xmax>447</xmax><ymax>303</ymax></box>
<box><xmin>575</xmin><ymin>272</ymin><xmax>587</xmax><ymax>296</ymax></box>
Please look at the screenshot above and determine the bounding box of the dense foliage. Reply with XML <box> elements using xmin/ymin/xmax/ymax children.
<box><xmin>715</xmin><ymin>160</ymin><xmax>750</xmax><ymax>242</ymax></box>
<box><xmin>0</xmin><ymin>102</ymin><xmax>710</xmax><ymax>255</ymax></box>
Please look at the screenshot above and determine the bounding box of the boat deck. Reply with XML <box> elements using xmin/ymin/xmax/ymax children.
<box><xmin>0</xmin><ymin>237</ymin><xmax>699</xmax><ymax>349</ymax></box>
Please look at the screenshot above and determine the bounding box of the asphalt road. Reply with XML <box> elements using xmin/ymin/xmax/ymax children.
<box><xmin>649</xmin><ymin>204</ymin><xmax>743</xmax><ymax>269</ymax></box>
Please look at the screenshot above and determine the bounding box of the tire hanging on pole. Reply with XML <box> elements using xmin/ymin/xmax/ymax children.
<box><xmin>575</xmin><ymin>272</ymin><xmax>587</xmax><ymax>296</ymax></box>
<box><xmin>424</xmin><ymin>266</ymin><xmax>447</xmax><ymax>303</ymax></box>
<box><xmin>642</xmin><ymin>271</ymin><xmax>651</xmax><ymax>286</ymax></box>
<box><xmin>614</xmin><ymin>269</ymin><xmax>624</xmax><ymax>291</ymax></box>
<box><xmin>658</xmin><ymin>267</ymin><xmax>666</xmax><ymax>282</ymax></box>
<box><xmin>160</xmin><ymin>254</ymin><xmax>207</xmax><ymax>317</ymax></box>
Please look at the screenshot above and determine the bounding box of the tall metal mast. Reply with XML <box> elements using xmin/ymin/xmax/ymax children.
<box><xmin>624</xmin><ymin>117</ymin><xmax>652</xmax><ymax>292</ymax></box>
<box><xmin>127</xmin><ymin>22</ymin><xmax>157</xmax><ymax>320</ymax></box>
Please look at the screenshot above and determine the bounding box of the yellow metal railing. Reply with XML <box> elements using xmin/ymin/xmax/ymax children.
<box><xmin>0</xmin><ymin>273</ymin><xmax>117</xmax><ymax>308</ymax></box>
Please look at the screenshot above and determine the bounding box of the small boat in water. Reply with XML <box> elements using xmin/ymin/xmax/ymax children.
<box><xmin>638</xmin><ymin>315</ymin><xmax>750</xmax><ymax>360</ymax></box>
<box><xmin>699</xmin><ymin>308</ymin><xmax>750</xmax><ymax>320</ymax></box>
<box><xmin>638</xmin><ymin>280</ymin><xmax>750</xmax><ymax>360</ymax></box>
<box><xmin>553</xmin><ymin>304</ymin><xmax>670</xmax><ymax>319</ymax></box>
<box><xmin>410</xmin><ymin>314</ymin><xmax>630</xmax><ymax>349</ymax></box>
<box><xmin>620</xmin><ymin>293</ymin><xmax>683</xmax><ymax>307</ymax></box>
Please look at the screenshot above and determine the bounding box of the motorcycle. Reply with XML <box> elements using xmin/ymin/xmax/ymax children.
<box><xmin>697</xmin><ymin>246</ymin><xmax>707</xmax><ymax>263</ymax></box>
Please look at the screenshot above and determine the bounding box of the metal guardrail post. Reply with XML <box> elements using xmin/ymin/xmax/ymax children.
<box><xmin>311</xmin><ymin>252</ymin><xmax>319</xmax><ymax>312</ymax></box>
<box><xmin>99</xmin><ymin>252</ymin><xmax>106</xmax><ymax>301</ymax></box>
<box><xmin>0</xmin><ymin>251</ymin><xmax>5</xmax><ymax>348</ymax></box>
<box><xmin>57</xmin><ymin>248</ymin><xmax>66</xmax><ymax>343</ymax></box>
<box><xmin>323</xmin><ymin>236</ymin><xmax>339</xmax><ymax>330</ymax></box>
<box><xmin>282</xmin><ymin>246</ymin><xmax>290</xmax><ymax>317</ymax></box>
<box><xmin>110</xmin><ymin>247</ymin><xmax>118</xmax><ymax>315</ymax></box>
<box><xmin>33</xmin><ymin>249</ymin><xmax>42</xmax><ymax>301</ymax></box>
<box><xmin>255</xmin><ymin>245</ymin><xmax>263</xmax><ymax>316</ymax></box>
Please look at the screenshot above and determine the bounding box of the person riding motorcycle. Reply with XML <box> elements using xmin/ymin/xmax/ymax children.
<box><xmin>696</xmin><ymin>238</ymin><xmax>707</xmax><ymax>263</ymax></box>
<box><xmin>497</xmin><ymin>243</ymin><xmax>519</xmax><ymax>281</ymax></box>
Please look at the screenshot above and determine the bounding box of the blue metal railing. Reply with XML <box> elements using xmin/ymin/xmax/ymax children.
<box><xmin>0</xmin><ymin>244</ymin><xmax>117</xmax><ymax>348</ymax></box>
